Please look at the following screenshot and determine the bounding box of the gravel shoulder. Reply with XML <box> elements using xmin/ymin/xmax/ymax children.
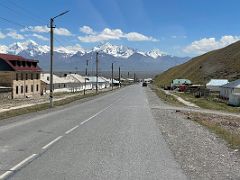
<box><xmin>146</xmin><ymin>87</ymin><xmax>240</xmax><ymax>180</ymax></box>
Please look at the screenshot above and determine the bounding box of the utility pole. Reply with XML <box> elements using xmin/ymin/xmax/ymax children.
<box><xmin>118</xmin><ymin>66</ymin><xmax>121</xmax><ymax>88</ymax></box>
<box><xmin>49</xmin><ymin>18</ymin><xmax>54</xmax><ymax>108</ymax></box>
<box><xmin>96</xmin><ymin>52</ymin><xmax>99</xmax><ymax>93</ymax></box>
<box><xmin>111</xmin><ymin>63</ymin><xmax>113</xmax><ymax>90</ymax></box>
<box><xmin>134</xmin><ymin>73</ymin><xmax>136</xmax><ymax>83</ymax></box>
<box><xmin>84</xmin><ymin>60</ymin><xmax>88</xmax><ymax>95</ymax></box>
<box><xmin>128</xmin><ymin>71</ymin><xmax>129</xmax><ymax>79</ymax></box>
<box><xmin>49</xmin><ymin>10</ymin><xmax>69</xmax><ymax>108</ymax></box>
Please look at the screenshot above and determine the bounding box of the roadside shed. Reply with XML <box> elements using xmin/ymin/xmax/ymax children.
<box><xmin>220</xmin><ymin>79</ymin><xmax>240</xmax><ymax>99</ymax></box>
<box><xmin>171</xmin><ymin>79</ymin><xmax>192</xmax><ymax>88</ymax></box>
<box><xmin>206</xmin><ymin>79</ymin><xmax>229</xmax><ymax>92</ymax></box>
<box><xmin>229</xmin><ymin>93</ymin><xmax>240</xmax><ymax>106</ymax></box>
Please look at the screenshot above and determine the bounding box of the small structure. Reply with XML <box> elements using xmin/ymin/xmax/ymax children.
<box><xmin>0</xmin><ymin>54</ymin><xmax>41</xmax><ymax>99</ymax></box>
<box><xmin>206</xmin><ymin>79</ymin><xmax>229</xmax><ymax>92</ymax></box>
<box><xmin>144</xmin><ymin>78</ymin><xmax>153</xmax><ymax>83</ymax></box>
<box><xmin>88</xmin><ymin>76</ymin><xmax>108</xmax><ymax>90</ymax></box>
<box><xmin>229</xmin><ymin>93</ymin><xmax>240</xmax><ymax>106</ymax></box>
<box><xmin>40</xmin><ymin>73</ymin><xmax>75</xmax><ymax>94</ymax></box>
<box><xmin>64</xmin><ymin>73</ymin><xmax>92</xmax><ymax>91</ymax></box>
<box><xmin>171</xmin><ymin>79</ymin><xmax>192</xmax><ymax>88</ymax></box>
<box><xmin>220</xmin><ymin>79</ymin><xmax>240</xmax><ymax>99</ymax></box>
<box><xmin>0</xmin><ymin>86</ymin><xmax>12</xmax><ymax>99</ymax></box>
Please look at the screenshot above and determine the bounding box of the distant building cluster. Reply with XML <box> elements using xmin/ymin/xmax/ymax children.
<box><xmin>166</xmin><ymin>78</ymin><xmax>240</xmax><ymax>107</ymax></box>
<box><xmin>0</xmin><ymin>54</ymin><xmax>123</xmax><ymax>100</ymax></box>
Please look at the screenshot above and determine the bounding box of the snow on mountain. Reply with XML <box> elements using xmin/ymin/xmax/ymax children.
<box><xmin>7</xmin><ymin>40</ymin><xmax>49</xmax><ymax>56</ymax></box>
<box><xmin>145</xmin><ymin>49</ymin><xmax>166</xmax><ymax>59</ymax></box>
<box><xmin>1</xmin><ymin>41</ymin><xmax>166</xmax><ymax>59</ymax></box>
<box><xmin>93</xmin><ymin>42</ymin><xmax>135</xmax><ymax>58</ymax></box>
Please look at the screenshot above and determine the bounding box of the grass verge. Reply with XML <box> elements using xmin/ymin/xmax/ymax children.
<box><xmin>0</xmin><ymin>89</ymin><xmax>114</xmax><ymax>121</ymax></box>
<box><xmin>150</xmin><ymin>85</ymin><xmax>184</xmax><ymax>106</ymax></box>
<box><xmin>176</xmin><ymin>92</ymin><xmax>240</xmax><ymax>113</ymax></box>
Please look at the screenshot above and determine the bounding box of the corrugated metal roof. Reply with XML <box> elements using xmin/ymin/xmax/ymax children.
<box><xmin>0</xmin><ymin>53</ymin><xmax>41</xmax><ymax>72</ymax></box>
<box><xmin>88</xmin><ymin>76</ymin><xmax>108</xmax><ymax>83</ymax></box>
<box><xmin>66</xmin><ymin>74</ymin><xmax>89</xmax><ymax>83</ymax></box>
<box><xmin>206</xmin><ymin>79</ymin><xmax>229</xmax><ymax>86</ymax></box>
<box><xmin>41</xmin><ymin>73</ymin><xmax>74</xmax><ymax>84</ymax></box>
<box><xmin>222</xmin><ymin>79</ymin><xmax>240</xmax><ymax>88</ymax></box>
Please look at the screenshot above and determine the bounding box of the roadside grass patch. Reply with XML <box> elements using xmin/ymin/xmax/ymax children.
<box><xmin>176</xmin><ymin>92</ymin><xmax>240</xmax><ymax>113</ymax></box>
<box><xmin>151</xmin><ymin>85</ymin><xmax>184</xmax><ymax>106</ymax></box>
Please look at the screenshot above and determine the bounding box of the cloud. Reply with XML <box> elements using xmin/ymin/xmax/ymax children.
<box><xmin>80</xmin><ymin>26</ymin><xmax>95</xmax><ymax>35</ymax></box>
<box><xmin>7</xmin><ymin>31</ymin><xmax>24</xmax><ymax>40</ymax></box>
<box><xmin>78</xmin><ymin>26</ymin><xmax>158</xmax><ymax>43</ymax></box>
<box><xmin>125</xmin><ymin>32</ymin><xmax>158</xmax><ymax>42</ymax></box>
<box><xmin>0</xmin><ymin>31</ymin><xmax>6</xmax><ymax>39</ymax></box>
<box><xmin>21</xmin><ymin>25</ymin><xmax>72</xmax><ymax>36</ymax></box>
<box><xmin>32</xmin><ymin>33</ymin><xmax>48</xmax><ymax>41</ymax></box>
<box><xmin>183</xmin><ymin>35</ymin><xmax>240</xmax><ymax>55</ymax></box>
<box><xmin>0</xmin><ymin>45</ymin><xmax>8</xmax><ymax>53</ymax></box>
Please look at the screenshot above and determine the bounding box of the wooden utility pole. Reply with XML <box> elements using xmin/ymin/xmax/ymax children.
<box><xmin>111</xmin><ymin>63</ymin><xmax>113</xmax><ymax>90</ymax></box>
<box><xmin>118</xmin><ymin>66</ymin><xmax>121</xmax><ymax>88</ymax></box>
<box><xmin>84</xmin><ymin>60</ymin><xmax>88</xmax><ymax>95</ymax></box>
<box><xmin>49</xmin><ymin>18</ymin><xmax>54</xmax><ymax>108</ymax></box>
<box><xmin>96</xmin><ymin>52</ymin><xmax>99</xmax><ymax>93</ymax></box>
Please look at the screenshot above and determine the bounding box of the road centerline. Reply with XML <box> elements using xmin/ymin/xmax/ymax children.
<box><xmin>65</xmin><ymin>125</ymin><xmax>79</xmax><ymax>134</ymax></box>
<box><xmin>42</xmin><ymin>136</ymin><xmax>63</xmax><ymax>150</ymax></box>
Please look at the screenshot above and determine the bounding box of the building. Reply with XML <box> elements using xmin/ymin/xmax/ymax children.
<box><xmin>64</xmin><ymin>73</ymin><xmax>92</xmax><ymax>91</ymax></box>
<box><xmin>40</xmin><ymin>73</ymin><xmax>75</xmax><ymax>94</ymax></box>
<box><xmin>0</xmin><ymin>54</ymin><xmax>41</xmax><ymax>99</ymax></box>
<box><xmin>88</xmin><ymin>76</ymin><xmax>109</xmax><ymax>90</ymax></box>
<box><xmin>220</xmin><ymin>79</ymin><xmax>240</xmax><ymax>99</ymax></box>
<box><xmin>206</xmin><ymin>79</ymin><xmax>229</xmax><ymax>92</ymax></box>
<box><xmin>171</xmin><ymin>79</ymin><xmax>192</xmax><ymax>88</ymax></box>
<box><xmin>229</xmin><ymin>93</ymin><xmax>240</xmax><ymax>106</ymax></box>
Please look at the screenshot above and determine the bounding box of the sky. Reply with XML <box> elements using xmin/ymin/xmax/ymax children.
<box><xmin>0</xmin><ymin>0</ymin><xmax>240</xmax><ymax>57</ymax></box>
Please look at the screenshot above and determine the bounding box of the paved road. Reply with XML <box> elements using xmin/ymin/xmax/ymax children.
<box><xmin>0</xmin><ymin>85</ymin><xmax>187</xmax><ymax>180</ymax></box>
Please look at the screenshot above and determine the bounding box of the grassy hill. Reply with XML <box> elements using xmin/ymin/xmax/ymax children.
<box><xmin>154</xmin><ymin>41</ymin><xmax>240</xmax><ymax>87</ymax></box>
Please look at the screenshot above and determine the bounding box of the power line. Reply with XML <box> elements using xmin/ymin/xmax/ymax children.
<box><xmin>0</xmin><ymin>16</ymin><xmax>26</xmax><ymax>28</ymax></box>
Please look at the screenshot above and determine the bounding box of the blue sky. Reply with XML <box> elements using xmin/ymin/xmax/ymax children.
<box><xmin>0</xmin><ymin>0</ymin><xmax>240</xmax><ymax>57</ymax></box>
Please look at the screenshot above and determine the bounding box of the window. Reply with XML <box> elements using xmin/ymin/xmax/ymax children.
<box><xmin>47</xmin><ymin>76</ymin><xmax>49</xmax><ymax>81</ymax></box>
<box><xmin>31</xmin><ymin>85</ymin><xmax>34</xmax><ymax>92</ymax></box>
<box><xmin>36</xmin><ymin>74</ymin><xmax>39</xmax><ymax>79</ymax></box>
<box><xmin>16</xmin><ymin>86</ymin><xmax>18</xmax><ymax>94</ymax></box>
<box><xmin>26</xmin><ymin>73</ymin><xmax>28</xmax><ymax>80</ymax></box>
<box><xmin>64</xmin><ymin>84</ymin><xmax>66</xmax><ymax>88</ymax></box>
<box><xmin>21</xmin><ymin>86</ymin><xmax>23</xmax><ymax>94</ymax></box>
<box><xmin>16</xmin><ymin>73</ymin><xmax>18</xmax><ymax>81</ymax></box>
<box><xmin>21</xmin><ymin>73</ymin><xmax>24</xmax><ymax>80</ymax></box>
<box><xmin>31</xmin><ymin>73</ymin><xmax>34</xmax><ymax>80</ymax></box>
<box><xmin>36</xmin><ymin>84</ymin><xmax>39</xmax><ymax>92</ymax></box>
<box><xmin>25</xmin><ymin>85</ymin><xmax>28</xmax><ymax>93</ymax></box>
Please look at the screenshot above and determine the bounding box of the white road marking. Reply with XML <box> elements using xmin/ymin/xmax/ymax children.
<box><xmin>0</xmin><ymin>154</ymin><xmax>37</xmax><ymax>179</ymax></box>
<box><xmin>42</xmin><ymin>136</ymin><xmax>63</xmax><ymax>150</ymax></box>
<box><xmin>80</xmin><ymin>97</ymin><xmax>122</xmax><ymax>125</ymax></box>
<box><xmin>65</xmin><ymin>125</ymin><xmax>79</xmax><ymax>134</ymax></box>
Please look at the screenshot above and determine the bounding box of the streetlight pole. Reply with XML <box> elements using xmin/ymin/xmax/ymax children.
<box><xmin>96</xmin><ymin>52</ymin><xmax>99</xmax><ymax>93</ymax></box>
<box><xmin>49</xmin><ymin>10</ymin><xmax>69</xmax><ymax>108</ymax></box>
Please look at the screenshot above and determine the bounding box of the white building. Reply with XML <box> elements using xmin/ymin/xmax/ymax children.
<box><xmin>220</xmin><ymin>79</ymin><xmax>240</xmax><ymax>99</ymax></box>
<box><xmin>65</xmin><ymin>73</ymin><xmax>92</xmax><ymax>91</ymax></box>
<box><xmin>229</xmin><ymin>93</ymin><xmax>240</xmax><ymax>106</ymax></box>
<box><xmin>206</xmin><ymin>79</ymin><xmax>229</xmax><ymax>92</ymax></box>
<box><xmin>88</xmin><ymin>76</ymin><xmax>109</xmax><ymax>90</ymax></box>
<box><xmin>40</xmin><ymin>73</ymin><xmax>76</xmax><ymax>93</ymax></box>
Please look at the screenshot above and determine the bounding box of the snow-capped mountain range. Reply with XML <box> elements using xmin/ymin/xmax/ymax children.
<box><xmin>0</xmin><ymin>40</ymin><xmax>190</xmax><ymax>71</ymax></box>
<box><xmin>2</xmin><ymin>40</ymin><xmax>166</xmax><ymax>59</ymax></box>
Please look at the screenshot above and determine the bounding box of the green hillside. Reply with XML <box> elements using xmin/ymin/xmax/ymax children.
<box><xmin>154</xmin><ymin>41</ymin><xmax>240</xmax><ymax>87</ymax></box>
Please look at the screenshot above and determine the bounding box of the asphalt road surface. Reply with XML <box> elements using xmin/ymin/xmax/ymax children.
<box><xmin>0</xmin><ymin>84</ymin><xmax>187</xmax><ymax>180</ymax></box>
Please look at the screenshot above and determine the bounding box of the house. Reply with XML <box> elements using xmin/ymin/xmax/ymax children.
<box><xmin>88</xmin><ymin>76</ymin><xmax>109</xmax><ymax>90</ymax></box>
<box><xmin>220</xmin><ymin>79</ymin><xmax>240</xmax><ymax>99</ymax></box>
<box><xmin>229</xmin><ymin>93</ymin><xmax>240</xmax><ymax>106</ymax></box>
<box><xmin>40</xmin><ymin>73</ymin><xmax>75</xmax><ymax>94</ymax></box>
<box><xmin>110</xmin><ymin>78</ymin><xmax>120</xmax><ymax>86</ymax></box>
<box><xmin>171</xmin><ymin>79</ymin><xmax>192</xmax><ymax>88</ymax></box>
<box><xmin>100</xmin><ymin>77</ymin><xmax>111</xmax><ymax>88</ymax></box>
<box><xmin>206</xmin><ymin>79</ymin><xmax>229</xmax><ymax>92</ymax></box>
<box><xmin>144</xmin><ymin>78</ymin><xmax>153</xmax><ymax>83</ymax></box>
<box><xmin>0</xmin><ymin>54</ymin><xmax>41</xmax><ymax>98</ymax></box>
<box><xmin>64</xmin><ymin>73</ymin><xmax>92</xmax><ymax>91</ymax></box>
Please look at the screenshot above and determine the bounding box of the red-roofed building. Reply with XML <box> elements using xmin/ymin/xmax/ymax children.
<box><xmin>0</xmin><ymin>53</ymin><xmax>42</xmax><ymax>98</ymax></box>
